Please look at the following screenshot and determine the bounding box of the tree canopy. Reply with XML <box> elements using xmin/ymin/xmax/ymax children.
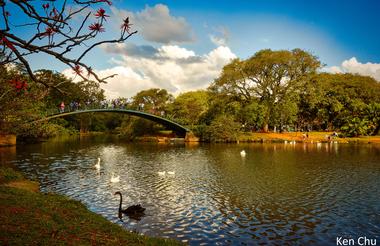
<box><xmin>210</xmin><ymin>49</ymin><xmax>321</xmax><ymax>131</ymax></box>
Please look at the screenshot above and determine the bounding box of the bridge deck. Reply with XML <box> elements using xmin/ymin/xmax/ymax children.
<box><xmin>32</xmin><ymin>108</ymin><xmax>190</xmax><ymax>136</ymax></box>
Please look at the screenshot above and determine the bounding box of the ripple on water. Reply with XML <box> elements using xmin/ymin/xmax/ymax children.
<box><xmin>7</xmin><ymin>141</ymin><xmax>380</xmax><ymax>245</ymax></box>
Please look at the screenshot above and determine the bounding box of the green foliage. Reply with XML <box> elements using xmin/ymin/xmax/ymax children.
<box><xmin>210</xmin><ymin>48</ymin><xmax>321</xmax><ymax>131</ymax></box>
<box><xmin>17</xmin><ymin>122</ymin><xmax>77</xmax><ymax>141</ymax></box>
<box><xmin>2</xmin><ymin>48</ymin><xmax>380</xmax><ymax>142</ymax></box>
<box><xmin>340</xmin><ymin>117</ymin><xmax>370</xmax><ymax>137</ymax></box>
<box><xmin>118</xmin><ymin>117</ymin><xmax>163</xmax><ymax>140</ymax></box>
<box><xmin>206</xmin><ymin>115</ymin><xmax>240</xmax><ymax>142</ymax></box>
<box><xmin>0</xmin><ymin>167</ymin><xmax>24</xmax><ymax>184</ymax></box>
<box><xmin>364</xmin><ymin>103</ymin><xmax>380</xmax><ymax>135</ymax></box>
<box><xmin>131</xmin><ymin>88</ymin><xmax>173</xmax><ymax>114</ymax></box>
<box><xmin>169</xmin><ymin>90</ymin><xmax>208</xmax><ymax>126</ymax></box>
<box><xmin>301</xmin><ymin>73</ymin><xmax>380</xmax><ymax>131</ymax></box>
<box><xmin>271</xmin><ymin>99</ymin><xmax>299</xmax><ymax>130</ymax></box>
<box><xmin>240</xmin><ymin>101</ymin><xmax>267</xmax><ymax>131</ymax></box>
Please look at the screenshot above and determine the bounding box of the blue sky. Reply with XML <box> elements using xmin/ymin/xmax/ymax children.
<box><xmin>4</xmin><ymin>0</ymin><xmax>380</xmax><ymax>98</ymax></box>
<box><xmin>114</xmin><ymin>0</ymin><xmax>380</xmax><ymax>64</ymax></box>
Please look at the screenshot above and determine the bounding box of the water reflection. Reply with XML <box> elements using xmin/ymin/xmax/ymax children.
<box><xmin>3</xmin><ymin>136</ymin><xmax>380</xmax><ymax>245</ymax></box>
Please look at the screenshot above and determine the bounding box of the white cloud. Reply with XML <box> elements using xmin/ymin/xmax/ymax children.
<box><xmin>209</xmin><ymin>26</ymin><xmax>230</xmax><ymax>47</ymax></box>
<box><xmin>210</xmin><ymin>35</ymin><xmax>227</xmax><ymax>46</ymax></box>
<box><xmin>110</xmin><ymin>4</ymin><xmax>194</xmax><ymax>44</ymax></box>
<box><xmin>325</xmin><ymin>57</ymin><xmax>380</xmax><ymax>81</ymax></box>
<box><xmin>64</xmin><ymin>45</ymin><xmax>236</xmax><ymax>99</ymax></box>
<box><xmin>156</xmin><ymin>45</ymin><xmax>195</xmax><ymax>59</ymax></box>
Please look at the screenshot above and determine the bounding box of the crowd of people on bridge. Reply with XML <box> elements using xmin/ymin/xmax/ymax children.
<box><xmin>58</xmin><ymin>99</ymin><xmax>133</xmax><ymax>113</ymax></box>
<box><xmin>57</xmin><ymin>98</ymin><xmax>148</xmax><ymax>113</ymax></box>
<box><xmin>57</xmin><ymin>97</ymin><xmax>168</xmax><ymax>117</ymax></box>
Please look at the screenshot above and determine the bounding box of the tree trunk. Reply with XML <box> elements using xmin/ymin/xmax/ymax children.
<box><xmin>80</xmin><ymin>118</ymin><xmax>88</xmax><ymax>133</ymax></box>
<box><xmin>372</xmin><ymin>123</ymin><xmax>380</xmax><ymax>136</ymax></box>
<box><xmin>263</xmin><ymin>123</ymin><xmax>269</xmax><ymax>133</ymax></box>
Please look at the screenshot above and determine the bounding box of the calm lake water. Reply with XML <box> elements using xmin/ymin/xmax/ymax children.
<box><xmin>1</xmin><ymin>136</ymin><xmax>380</xmax><ymax>245</ymax></box>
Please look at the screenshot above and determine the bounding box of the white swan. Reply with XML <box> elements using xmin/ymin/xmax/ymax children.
<box><xmin>95</xmin><ymin>157</ymin><xmax>101</xmax><ymax>170</ymax></box>
<box><xmin>157</xmin><ymin>171</ymin><xmax>166</xmax><ymax>176</ymax></box>
<box><xmin>240</xmin><ymin>150</ymin><xmax>246</xmax><ymax>157</ymax></box>
<box><xmin>111</xmin><ymin>173</ymin><xmax>120</xmax><ymax>183</ymax></box>
<box><xmin>167</xmin><ymin>171</ymin><xmax>175</xmax><ymax>175</ymax></box>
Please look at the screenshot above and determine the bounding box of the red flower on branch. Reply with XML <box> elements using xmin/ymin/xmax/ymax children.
<box><xmin>42</xmin><ymin>27</ymin><xmax>56</xmax><ymax>37</ymax></box>
<box><xmin>73</xmin><ymin>65</ymin><xmax>83</xmax><ymax>75</ymax></box>
<box><xmin>95</xmin><ymin>8</ymin><xmax>109</xmax><ymax>21</ymax></box>
<box><xmin>42</xmin><ymin>3</ymin><xmax>50</xmax><ymax>9</ymax></box>
<box><xmin>89</xmin><ymin>23</ymin><xmax>105</xmax><ymax>32</ymax></box>
<box><xmin>49</xmin><ymin>7</ymin><xmax>59</xmax><ymax>19</ymax></box>
<box><xmin>1</xmin><ymin>37</ymin><xmax>16</xmax><ymax>52</ymax></box>
<box><xmin>121</xmin><ymin>17</ymin><xmax>132</xmax><ymax>33</ymax></box>
<box><xmin>9</xmin><ymin>78</ymin><xmax>28</xmax><ymax>92</ymax></box>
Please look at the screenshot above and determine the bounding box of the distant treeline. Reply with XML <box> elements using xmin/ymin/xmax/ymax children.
<box><xmin>1</xmin><ymin>49</ymin><xmax>379</xmax><ymax>142</ymax></box>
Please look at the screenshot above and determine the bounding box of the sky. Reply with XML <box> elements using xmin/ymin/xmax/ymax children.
<box><xmin>5</xmin><ymin>0</ymin><xmax>380</xmax><ymax>98</ymax></box>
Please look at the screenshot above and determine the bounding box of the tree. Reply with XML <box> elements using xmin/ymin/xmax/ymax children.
<box><xmin>169</xmin><ymin>90</ymin><xmax>208</xmax><ymax>127</ymax></box>
<box><xmin>0</xmin><ymin>0</ymin><xmax>136</xmax><ymax>91</ymax></box>
<box><xmin>131</xmin><ymin>88</ymin><xmax>173</xmax><ymax>115</ymax></box>
<box><xmin>364</xmin><ymin>103</ymin><xmax>380</xmax><ymax>135</ymax></box>
<box><xmin>206</xmin><ymin>115</ymin><xmax>240</xmax><ymax>142</ymax></box>
<box><xmin>210</xmin><ymin>49</ymin><xmax>321</xmax><ymax>132</ymax></box>
<box><xmin>300</xmin><ymin>73</ymin><xmax>380</xmax><ymax>131</ymax></box>
<box><xmin>239</xmin><ymin>100</ymin><xmax>266</xmax><ymax>131</ymax></box>
<box><xmin>340</xmin><ymin>117</ymin><xmax>369</xmax><ymax>137</ymax></box>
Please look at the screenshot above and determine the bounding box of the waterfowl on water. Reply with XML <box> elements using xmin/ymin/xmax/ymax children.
<box><xmin>157</xmin><ymin>171</ymin><xmax>166</xmax><ymax>176</ymax></box>
<box><xmin>240</xmin><ymin>150</ymin><xmax>246</xmax><ymax>157</ymax></box>
<box><xmin>111</xmin><ymin>173</ymin><xmax>120</xmax><ymax>183</ymax></box>
<box><xmin>167</xmin><ymin>171</ymin><xmax>175</xmax><ymax>175</ymax></box>
<box><xmin>114</xmin><ymin>191</ymin><xmax>145</xmax><ymax>218</ymax></box>
<box><xmin>95</xmin><ymin>157</ymin><xmax>101</xmax><ymax>170</ymax></box>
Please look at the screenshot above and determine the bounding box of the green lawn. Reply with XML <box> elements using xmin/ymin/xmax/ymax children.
<box><xmin>0</xmin><ymin>167</ymin><xmax>182</xmax><ymax>246</ymax></box>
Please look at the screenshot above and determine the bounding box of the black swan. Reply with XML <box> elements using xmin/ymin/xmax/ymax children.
<box><xmin>114</xmin><ymin>192</ymin><xmax>145</xmax><ymax>219</ymax></box>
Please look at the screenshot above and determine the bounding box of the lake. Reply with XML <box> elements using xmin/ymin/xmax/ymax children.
<box><xmin>2</xmin><ymin>136</ymin><xmax>379</xmax><ymax>245</ymax></box>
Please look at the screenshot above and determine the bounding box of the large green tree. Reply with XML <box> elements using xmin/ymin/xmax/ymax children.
<box><xmin>169</xmin><ymin>90</ymin><xmax>209</xmax><ymax>127</ymax></box>
<box><xmin>210</xmin><ymin>49</ymin><xmax>321</xmax><ymax>132</ymax></box>
<box><xmin>131</xmin><ymin>88</ymin><xmax>173</xmax><ymax>115</ymax></box>
<box><xmin>299</xmin><ymin>73</ymin><xmax>380</xmax><ymax>132</ymax></box>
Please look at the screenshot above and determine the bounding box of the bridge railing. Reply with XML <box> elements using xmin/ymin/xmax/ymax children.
<box><xmin>44</xmin><ymin>103</ymin><xmax>150</xmax><ymax>117</ymax></box>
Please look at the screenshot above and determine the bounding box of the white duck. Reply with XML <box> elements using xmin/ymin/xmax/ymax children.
<box><xmin>95</xmin><ymin>157</ymin><xmax>101</xmax><ymax>170</ymax></box>
<box><xmin>167</xmin><ymin>171</ymin><xmax>175</xmax><ymax>175</ymax></box>
<box><xmin>157</xmin><ymin>171</ymin><xmax>166</xmax><ymax>176</ymax></box>
<box><xmin>240</xmin><ymin>150</ymin><xmax>246</xmax><ymax>157</ymax></box>
<box><xmin>111</xmin><ymin>173</ymin><xmax>120</xmax><ymax>183</ymax></box>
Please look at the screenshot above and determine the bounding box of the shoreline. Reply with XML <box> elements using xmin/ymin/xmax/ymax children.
<box><xmin>0</xmin><ymin>167</ymin><xmax>182</xmax><ymax>245</ymax></box>
<box><xmin>238</xmin><ymin>132</ymin><xmax>380</xmax><ymax>144</ymax></box>
<box><xmin>1</xmin><ymin>131</ymin><xmax>380</xmax><ymax>148</ymax></box>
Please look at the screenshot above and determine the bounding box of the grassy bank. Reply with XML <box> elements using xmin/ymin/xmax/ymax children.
<box><xmin>0</xmin><ymin>167</ymin><xmax>181</xmax><ymax>245</ymax></box>
<box><xmin>238</xmin><ymin>132</ymin><xmax>380</xmax><ymax>144</ymax></box>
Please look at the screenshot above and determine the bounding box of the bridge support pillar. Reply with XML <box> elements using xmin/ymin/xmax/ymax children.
<box><xmin>185</xmin><ymin>132</ymin><xmax>199</xmax><ymax>142</ymax></box>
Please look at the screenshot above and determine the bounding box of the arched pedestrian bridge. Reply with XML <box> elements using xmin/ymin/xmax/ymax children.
<box><xmin>32</xmin><ymin>109</ymin><xmax>191</xmax><ymax>138</ymax></box>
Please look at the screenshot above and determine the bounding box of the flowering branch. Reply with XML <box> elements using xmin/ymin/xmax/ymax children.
<box><xmin>0</xmin><ymin>0</ymin><xmax>137</xmax><ymax>92</ymax></box>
